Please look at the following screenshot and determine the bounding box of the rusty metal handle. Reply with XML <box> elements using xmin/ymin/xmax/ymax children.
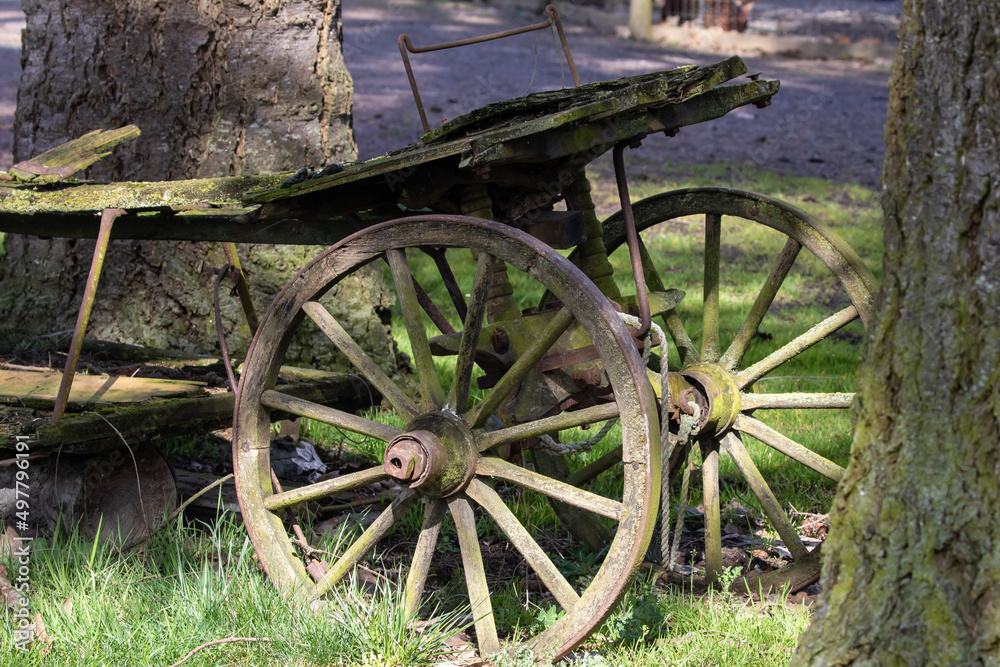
<box><xmin>398</xmin><ymin>5</ymin><xmax>581</xmax><ymax>133</ymax></box>
<box><xmin>612</xmin><ymin>140</ymin><xmax>651</xmax><ymax>337</ymax></box>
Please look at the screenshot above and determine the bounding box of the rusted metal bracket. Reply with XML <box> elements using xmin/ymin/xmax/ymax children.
<box><xmin>398</xmin><ymin>4</ymin><xmax>580</xmax><ymax>133</ymax></box>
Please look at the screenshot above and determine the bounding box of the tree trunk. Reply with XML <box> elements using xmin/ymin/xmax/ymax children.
<box><xmin>14</xmin><ymin>0</ymin><xmax>355</xmax><ymax>180</ymax></box>
<box><xmin>629</xmin><ymin>0</ymin><xmax>652</xmax><ymax>40</ymax></box>
<box><xmin>0</xmin><ymin>0</ymin><xmax>397</xmax><ymax>372</ymax></box>
<box><xmin>793</xmin><ymin>1</ymin><xmax>1000</xmax><ymax>665</ymax></box>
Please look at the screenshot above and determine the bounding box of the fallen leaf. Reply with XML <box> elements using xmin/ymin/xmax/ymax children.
<box><xmin>62</xmin><ymin>599</ymin><xmax>74</xmax><ymax>615</ymax></box>
<box><xmin>33</xmin><ymin>613</ymin><xmax>53</xmax><ymax>656</ymax></box>
<box><xmin>312</xmin><ymin>516</ymin><xmax>341</xmax><ymax>539</ymax></box>
<box><xmin>0</xmin><ymin>564</ymin><xmax>24</xmax><ymax>609</ymax></box>
<box><xmin>0</xmin><ymin>524</ymin><xmax>19</xmax><ymax>558</ymax></box>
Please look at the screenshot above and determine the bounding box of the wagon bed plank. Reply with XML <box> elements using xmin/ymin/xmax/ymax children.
<box><xmin>0</xmin><ymin>368</ymin><xmax>207</xmax><ymax>406</ymax></box>
<box><xmin>420</xmin><ymin>55</ymin><xmax>745</xmax><ymax>145</ymax></box>
<box><xmin>0</xmin><ymin>374</ymin><xmax>374</xmax><ymax>451</ymax></box>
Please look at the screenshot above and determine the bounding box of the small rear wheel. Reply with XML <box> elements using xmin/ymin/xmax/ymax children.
<box><xmin>600</xmin><ymin>187</ymin><xmax>877</xmax><ymax>583</ymax></box>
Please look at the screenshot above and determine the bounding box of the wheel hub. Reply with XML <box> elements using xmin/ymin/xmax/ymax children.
<box><xmin>383</xmin><ymin>411</ymin><xmax>478</xmax><ymax>497</ymax></box>
<box><xmin>679</xmin><ymin>364</ymin><xmax>741</xmax><ymax>437</ymax></box>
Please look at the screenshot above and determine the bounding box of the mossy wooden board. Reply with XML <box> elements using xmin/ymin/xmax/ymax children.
<box><xmin>0</xmin><ymin>369</ymin><xmax>206</xmax><ymax>406</ymax></box>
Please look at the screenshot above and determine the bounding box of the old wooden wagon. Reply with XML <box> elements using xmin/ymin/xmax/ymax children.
<box><xmin>0</xmin><ymin>7</ymin><xmax>876</xmax><ymax>659</ymax></box>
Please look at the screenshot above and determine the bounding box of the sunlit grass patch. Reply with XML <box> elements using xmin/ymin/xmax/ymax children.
<box><xmin>0</xmin><ymin>513</ymin><xmax>462</xmax><ymax>666</ymax></box>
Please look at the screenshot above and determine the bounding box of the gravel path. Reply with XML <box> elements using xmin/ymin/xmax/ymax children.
<box><xmin>748</xmin><ymin>0</ymin><xmax>900</xmax><ymax>43</ymax></box>
<box><xmin>343</xmin><ymin>1</ymin><xmax>893</xmax><ymax>190</ymax></box>
<box><xmin>0</xmin><ymin>1</ymin><xmax>19</xmax><ymax>171</ymax></box>
<box><xmin>0</xmin><ymin>0</ymin><xmax>895</xmax><ymax>190</ymax></box>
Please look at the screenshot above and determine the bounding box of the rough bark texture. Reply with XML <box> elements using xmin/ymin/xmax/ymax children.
<box><xmin>793</xmin><ymin>1</ymin><xmax>1000</xmax><ymax>665</ymax></box>
<box><xmin>14</xmin><ymin>0</ymin><xmax>355</xmax><ymax>180</ymax></box>
<box><xmin>1</xmin><ymin>0</ymin><xmax>396</xmax><ymax>370</ymax></box>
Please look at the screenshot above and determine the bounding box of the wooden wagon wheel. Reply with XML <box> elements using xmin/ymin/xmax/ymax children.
<box><xmin>578</xmin><ymin>187</ymin><xmax>877</xmax><ymax>582</ymax></box>
<box><xmin>232</xmin><ymin>215</ymin><xmax>659</xmax><ymax>660</ymax></box>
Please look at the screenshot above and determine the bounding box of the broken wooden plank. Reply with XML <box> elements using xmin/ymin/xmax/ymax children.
<box><xmin>3</xmin><ymin>375</ymin><xmax>376</xmax><ymax>451</ymax></box>
<box><xmin>0</xmin><ymin>171</ymin><xmax>289</xmax><ymax>214</ymax></box>
<box><xmin>462</xmin><ymin>78</ymin><xmax>779</xmax><ymax>170</ymax></box>
<box><xmin>421</xmin><ymin>56</ymin><xmax>745</xmax><ymax>144</ymax></box>
<box><xmin>8</xmin><ymin>126</ymin><xmax>142</xmax><ymax>184</ymax></box>
<box><xmin>0</xmin><ymin>187</ymin><xmax>387</xmax><ymax>245</ymax></box>
<box><xmin>0</xmin><ymin>369</ymin><xmax>207</xmax><ymax>407</ymax></box>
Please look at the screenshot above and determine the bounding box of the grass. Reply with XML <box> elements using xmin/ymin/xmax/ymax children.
<box><xmin>597</xmin><ymin>576</ymin><xmax>811</xmax><ymax>667</ymax></box>
<box><xmin>3</xmin><ymin>161</ymin><xmax>882</xmax><ymax>664</ymax></box>
<box><xmin>0</xmin><ymin>511</ymin><xmax>465</xmax><ymax>666</ymax></box>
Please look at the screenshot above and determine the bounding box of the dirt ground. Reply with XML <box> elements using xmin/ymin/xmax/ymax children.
<box><xmin>341</xmin><ymin>1</ymin><xmax>894</xmax><ymax>190</ymax></box>
<box><xmin>0</xmin><ymin>0</ymin><xmax>893</xmax><ymax>190</ymax></box>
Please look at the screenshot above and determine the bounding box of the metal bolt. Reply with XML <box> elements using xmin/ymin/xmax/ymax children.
<box><xmin>383</xmin><ymin>437</ymin><xmax>428</xmax><ymax>482</ymax></box>
<box><xmin>491</xmin><ymin>328</ymin><xmax>510</xmax><ymax>354</ymax></box>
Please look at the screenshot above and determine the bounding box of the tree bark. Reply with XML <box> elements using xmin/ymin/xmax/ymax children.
<box><xmin>793</xmin><ymin>1</ymin><xmax>1000</xmax><ymax>665</ymax></box>
<box><xmin>14</xmin><ymin>0</ymin><xmax>355</xmax><ymax>180</ymax></box>
<box><xmin>0</xmin><ymin>0</ymin><xmax>397</xmax><ymax>371</ymax></box>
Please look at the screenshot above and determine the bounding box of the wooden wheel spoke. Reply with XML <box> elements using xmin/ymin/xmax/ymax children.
<box><xmin>264</xmin><ymin>465</ymin><xmax>389</xmax><ymax>511</ymax></box>
<box><xmin>313</xmin><ymin>488</ymin><xmax>419</xmax><ymax>597</ymax></box>
<box><xmin>566</xmin><ymin>445</ymin><xmax>623</xmax><ymax>487</ymax></box>
<box><xmin>477</xmin><ymin>403</ymin><xmax>619</xmax><ymax>452</ymax></box>
<box><xmin>411</xmin><ymin>277</ymin><xmax>456</xmax><ymax>336</ymax></box>
<box><xmin>740</xmin><ymin>391</ymin><xmax>854</xmax><ymax>411</ymax></box>
<box><xmin>720</xmin><ymin>432</ymin><xmax>808</xmax><ymax>560</ymax></box>
<box><xmin>303</xmin><ymin>301</ymin><xmax>419</xmax><ymax>419</ymax></box>
<box><xmin>447</xmin><ymin>252</ymin><xmax>495</xmax><ymax>413</ymax></box>
<box><xmin>386</xmin><ymin>248</ymin><xmax>446</xmax><ymax>411</ymax></box>
<box><xmin>663</xmin><ymin>310</ymin><xmax>700</xmax><ymax>367</ymax></box>
<box><xmin>421</xmin><ymin>246</ymin><xmax>468</xmax><ymax>323</ymax></box>
<box><xmin>721</xmin><ymin>238</ymin><xmax>801</xmax><ymax>370</ymax></box>
<box><xmin>467</xmin><ymin>307</ymin><xmax>575</xmax><ymax>428</ymax></box>
<box><xmin>447</xmin><ymin>494</ymin><xmax>500</xmax><ymax>657</ymax></box>
<box><xmin>404</xmin><ymin>498</ymin><xmax>446</xmax><ymax>619</ymax></box>
<box><xmin>261</xmin><ymin>390</ymin><xmax>402</xmax><ymax>442</ymax></box>
<box><xmin>476</xmin><ymin>457</ymin><xmax>624</xmax><ymax>521</ymax></box>
<box><xmin>637</xmin><ymin>235</ymin><xmax>667</xmax><ymax>292</ymax></box>
<box><xmin>466</xmin><ymin>479</ymin><xmax>580</xmax><ymax>610</ymax></box>
<box><xmin>735</xmin><ymin>306</ymin><xmax>859</xmax><ymax>389</ymax></box>
<box><xmin>735</xmin><ymin>415</ymin><xmax>845</xmax><ymax>481</ymax></box>
<box><xmin>701</xmin><ymin>444</ymin><xmax>722</xmax><ymax>586</ymax></box>
<box><xmin>702</xmin><ymin>212</ymin><xmax>722</xmax><ymax>362</ymax></box>
<box><xmin>638</xmin><ymin>235</ymin><xmax>703</xmax><ymax>364</ymax></box>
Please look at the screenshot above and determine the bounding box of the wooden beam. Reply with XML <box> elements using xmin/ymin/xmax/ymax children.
<box><xmin>3</xmin><ymin>375</ymin><xmax>375</xmax><ymax>452</ymax></box>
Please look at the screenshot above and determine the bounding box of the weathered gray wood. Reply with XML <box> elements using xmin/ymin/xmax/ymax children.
<box><xmin>0</xmin><ymin>369</ymin><xmax>206</xmax><ymax>406</ymax></box>
<box><xmin>2</xmin><ymin>375</ymin><xmax>374</xmax><ymax>451</ymax></box>
<box><xmin>463</xmin><ymin>78</ymin><xmax>779</xmax><ymax>169</ymax></box>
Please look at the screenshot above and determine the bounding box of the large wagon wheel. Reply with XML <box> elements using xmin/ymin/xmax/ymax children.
<box><xmin>232</xmin><ymin>215</ymin><xmax>659</xmax><ymax>660</ymax></box>
<box><xmin>593</xmin><ymin>187</ymin><xmax>877</xmax><ymax>582</ymax></box>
